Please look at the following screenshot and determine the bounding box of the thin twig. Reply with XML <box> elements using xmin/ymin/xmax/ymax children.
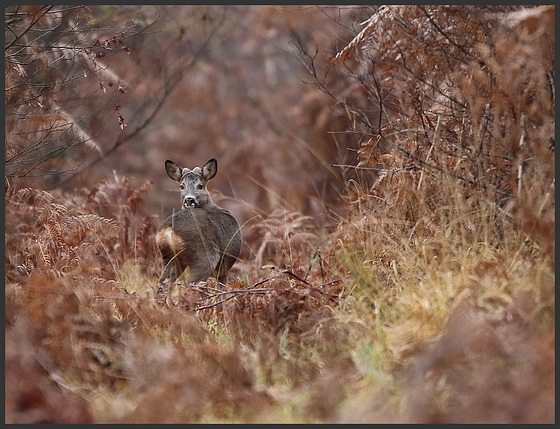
<box><xmin>418</xmin><ymin>6</ymin><xmax>485</xmax><ymax>68</ymax></box>
<box><xmin>188</xmin><ymin>271</ymin><xmax>344</xmax><ymax>311</ymax></box>
<box><xmin>50</xmin><ymin>12</ymin><xmax>224</xmax><ymax>189</ymax></box>
<box><xmin>5</xmin><ymin>6</ymin><xmax>54</xmax><ymax>51</ymax></box>
<box><xmin>191</xmin><ymin>288</ymin><xmax>275</xmax><ymax>311</ymax></box>
<box><xmin>279</xmin><ymin>269</ymin><xmax>310</xmax><ymax>286</ymax></box>
<box><xmin>331</xmin><ymin>164</ymin><xmax>416</xmax><ymax>173</ymax></box>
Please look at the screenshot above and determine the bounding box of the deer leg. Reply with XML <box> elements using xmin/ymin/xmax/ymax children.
<box><xmin>156</xmin><ymin>251</ymin><xmax>185</xmax><ymax>301</ymax></box>
<box><xmin>214</xmin><ymin>253</ymin><xmax>237</xmax><ymax>285</ymax></box>
<box><xmin>185</xmin><ymin>250</ymin><xmax>221</xmax><ymax>285</ymax></box>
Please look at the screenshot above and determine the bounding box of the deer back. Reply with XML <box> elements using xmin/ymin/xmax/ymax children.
<box><xmin>158</xmin><ymin>205</ymin><xmax>242</xmax><ymax>263</ymax></box>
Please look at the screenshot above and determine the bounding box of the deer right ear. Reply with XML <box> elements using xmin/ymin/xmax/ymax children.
<box><xmin>202</xmin><ymin>158</ymin><xmax>218</xmax><ymax>181</ymax></box>
<box><xmin>165</xmin><ymin>160</ymin><xmax>183</xmax><ymax>182</ymax></box>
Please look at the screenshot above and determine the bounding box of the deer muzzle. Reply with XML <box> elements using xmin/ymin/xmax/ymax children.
<box><xmin>184</xmin><ymin>196</ymin><xmax>197</xmax><ymax>208</ymax></box>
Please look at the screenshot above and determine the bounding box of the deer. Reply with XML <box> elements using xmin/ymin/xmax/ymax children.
<box><xmin>155</xmin><ymin>158</ymin><xmax>242</xmax><ymax>300</ymax></box>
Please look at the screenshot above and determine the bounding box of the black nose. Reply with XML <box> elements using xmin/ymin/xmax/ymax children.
<box><xmin>184</xmin><ymin>197</ymin><xmax>196</xmax><ymax>208</ymax></box>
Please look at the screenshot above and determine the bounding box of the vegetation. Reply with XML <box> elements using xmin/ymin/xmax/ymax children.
<box><xmin>5</xmin><ymin>5</ymin><xmax>554</xmax><ymax>423</ymax></box>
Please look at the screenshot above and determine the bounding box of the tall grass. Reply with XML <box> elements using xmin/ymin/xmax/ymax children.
<box><xmin>5</xmin><ymin>5</ymin><xmax>554</xmax><ymax>424</ymax></box>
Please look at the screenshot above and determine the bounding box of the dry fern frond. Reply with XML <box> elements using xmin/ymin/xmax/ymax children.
<box><xmin>64</xmin><ymin>213</ymin><xmax>119</xmax><ymax>238</ymax></box>
<box><xmin>251</xmin><ymin>209</ymin><xmax>322</xmax><ymax>268</ymax></box>
<box><xmin>14</xmin><ymin>187</ymin><xmax>58</xmax><ymax>205</ymax></box>
<box><xmin>5</xmin><ymin>176</ymin><xmax>152</xmax><ymax>282</ymax></box>
<box><xmin>327</xmin><ymin>8</ymin><xmax>385</xmax><ymax>71</ymax></box>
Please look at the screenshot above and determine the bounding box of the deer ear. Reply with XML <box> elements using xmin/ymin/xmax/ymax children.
<box><xmin>165</xmin><ymin>160</ymin><xmax>183</xmax><ymax>182</ymax></box>
<box><xmin>202</xmin><ymin>158</ymin><xmax>217</xmax><ymax>181</ymax></box>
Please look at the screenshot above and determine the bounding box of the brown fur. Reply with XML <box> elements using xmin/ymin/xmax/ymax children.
<box><xmin>156</xmin><ymin>159</ymin><xmax>242</xmax><ymax>299</ymax></box>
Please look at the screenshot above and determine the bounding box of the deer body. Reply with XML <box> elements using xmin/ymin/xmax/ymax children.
<box><xmin>156</xmin><ymin>158</ymin><xmax>242</xmax><ymax>296</ymax></box>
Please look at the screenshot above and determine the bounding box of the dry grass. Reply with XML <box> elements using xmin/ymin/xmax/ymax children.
<box><xmin>4</xmin><ymin>153</ymin><xmax>554</xmax><ymax>424</ymax></box>
<box><xmin>5</xmin><ymin>5</ymin><xmax>554</xmax><ymax>424</ymax></box>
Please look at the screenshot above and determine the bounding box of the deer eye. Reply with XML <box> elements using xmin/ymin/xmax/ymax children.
<box><xmin>180</xmin><ymin>184</ymin><xmax>185</xmax><ymax>190</ymax></box>
<box><xmin>197</xmin><ymin>184</ymin><xmax>204</xmax><ymax>190</ymax></box>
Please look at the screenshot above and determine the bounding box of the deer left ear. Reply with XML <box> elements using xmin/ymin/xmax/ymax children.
<box><xmin>165</xmin><ymin>160</ymin><xmax>183</xmax><ymax>183</ymax></box>
<box><xmin>202</xmin><ymin>158</ymin><xmax>217</xmax><ymax>181</ymax></box>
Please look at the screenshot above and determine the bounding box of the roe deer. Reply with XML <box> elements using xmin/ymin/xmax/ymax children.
<box><xmin>156</xmin><ymin>158</ymin><xmax>242</xmax><ymax>299</ymax></box>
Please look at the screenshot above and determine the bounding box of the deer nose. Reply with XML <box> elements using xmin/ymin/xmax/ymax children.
<box><xmin>184</xmin><ymin>197</ymin><xmax>197</xmax><ymax>208</ymax></box>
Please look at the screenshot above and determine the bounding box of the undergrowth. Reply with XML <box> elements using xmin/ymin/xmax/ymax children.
<box><xmin>5</xmin><ymin>5</ymin><xmax>554</xmax><ymax>424</ymax></box>
<box><xmin>4</xmin><ymin>145</ymin><xmax>554</xmax><ymax>424</ymax></box>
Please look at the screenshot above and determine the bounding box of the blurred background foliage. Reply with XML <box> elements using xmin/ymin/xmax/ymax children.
<box><xmin>5</xmin><ymin>5</ymin><xmax>372</xmax><ymax>228</ymax></box>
